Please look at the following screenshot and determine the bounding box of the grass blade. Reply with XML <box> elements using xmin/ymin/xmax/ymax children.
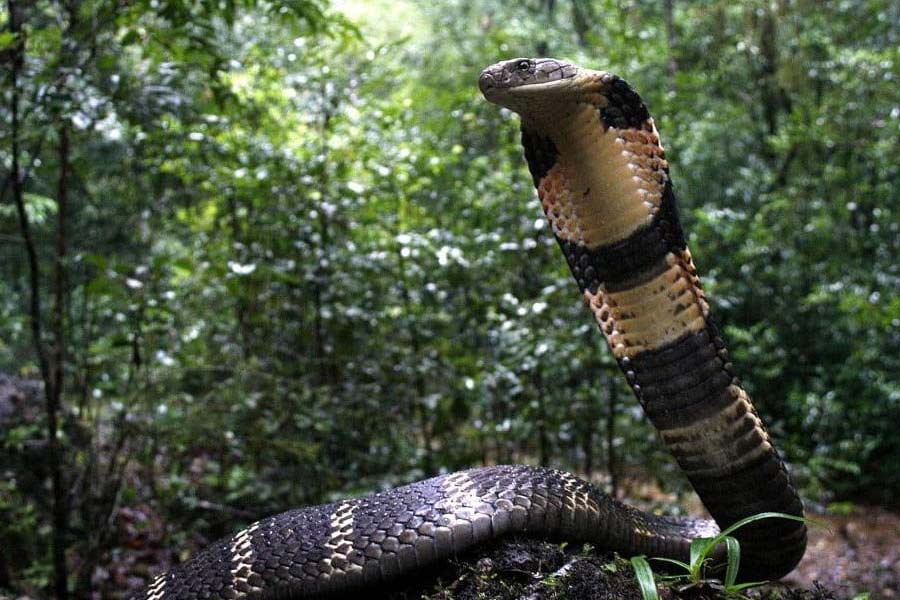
<box><xmin>693</xmin><ymin>512</ymin><xmax>822</xmax><ymax>583</ymax></box>
<box><xmin>716</xmin><ymin>512</ymin><xmax>815</xmax><ymax>540</ymax></box>
<box><xmin>647</xmin><ymin>557</ymin><xmax>691</xmax><ymax>572</ymax></box>
<box><xmin>630</xmin><ymin>555</ymin><xmax>660</xmax><ymax>600</ymax></box>
<box><xmin>723</xmin><ymin>535</ymin><xmax>740</xmax><ymax>588</ymax></box>
<box><xmin>728</xmin><ymin>580</ymin><xmax>770</xmax><ymax>592</ymax></box>
<box><xmin>689</xmin><ymin>537</ymin><xmax>712</xmax><ymax>579</ymax></box>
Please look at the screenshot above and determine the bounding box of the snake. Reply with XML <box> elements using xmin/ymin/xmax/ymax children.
<box><xmin>136</xmin><ymin>58</ymin><xmax>806</xmax><ymax>599</ymax></box>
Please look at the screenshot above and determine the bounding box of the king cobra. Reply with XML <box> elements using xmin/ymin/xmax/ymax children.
<box><xmin>137</xmin><ymin>58</ymin><xmax>806</xmax><ymax>599</ymax></box>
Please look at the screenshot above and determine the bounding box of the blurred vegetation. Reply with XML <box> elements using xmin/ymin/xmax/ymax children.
<box><xmin>0</xmin><ymin>0</ymin><xmax>897</xmax><ymax>596</ymax></box>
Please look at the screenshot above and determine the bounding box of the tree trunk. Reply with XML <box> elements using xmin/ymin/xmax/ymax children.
<box><xmin>311</xmin><ymin>80</ymin><xmax>338</xmax><ymax>388</ymax></box>
<box><xmin>663</xmin><ymin>0</ymin><xmax>679</xmax><ymax>81</ymax></box>
<box><xmin>750</xmin><ymin>2</ymin><xmax>790</xmax><ymax>160</ymax></box>
<box><xmin>535</xmin><ymin>370</ymin><xmax>548</xmax><ymax>466</ymax></box>
<box><xmin>570</xmin><ymin>0</ymin><xmax>594</xmax><ymax>48</ymax></box>
<box><xmin>581</xmin><ymin>396</ymin><xmax>595</xmax><ymax>475</ymax></box>
<box><xmin>606</xmin><ymin>376</ymin><xmax>618</xmax><ymax>498</ymax></box>
<box><xmin>48</xmin><ymin>122</ymin><xmax>71</xmax><ymax>600</ymax></box>
<box><xmin>393</xmin><ymin>191</ymin><xmax>434</xmax><ymax>475</ymax></box>
<box><xmin>399</xmin><ymin>251</ymin><xmax>434</xmax><ymax>476</ymax></box>
<box><xmin>7</xmin><ymin>2</ymin><xmax>69</xmax><ymax>595</ymax></box>
<box><xmin>0</xmin><ymin>546</ymin><xmax>10</xmax><ymax>590</ymax></box>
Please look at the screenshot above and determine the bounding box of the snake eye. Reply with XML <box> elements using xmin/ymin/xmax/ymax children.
<box><xmin>515</xmin><ymin>60</ymin><xmax>531</xmax><ymax>72</ymax></box>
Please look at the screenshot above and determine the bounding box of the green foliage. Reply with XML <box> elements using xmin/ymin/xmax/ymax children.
<box><xmin>631</xmin><ymin>555</ymin><xmax>660</xmax><ymax>600</ymax></box>
<box><xmin>632</xmin><ymin>513</ymin><xmax>818</xmax><ymax>599</ymax></box>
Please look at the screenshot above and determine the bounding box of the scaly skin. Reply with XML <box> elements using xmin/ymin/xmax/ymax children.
<box><xmin>480</xmin><ymin>57</ymin><xmax>806</xmax><ymax>579</ymax></box>
<box><xmin>134</xmin><ymin>58</ymin><xmax>805</xmax><ymax>599</ymax></box>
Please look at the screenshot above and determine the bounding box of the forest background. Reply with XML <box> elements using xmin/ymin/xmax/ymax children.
<box><xmin>1</xmin><ymin>0</ymin><xmax>898</xmax><ymax>597</ymax></box>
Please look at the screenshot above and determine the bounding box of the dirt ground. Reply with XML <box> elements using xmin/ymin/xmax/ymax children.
<box><xmin>361</xmin><ymin>505</ymin><xmax>899</xmax><ymax>600</ymax></box>
<box><xmin>111</xmin><ymin>502</ymin><xmax>899</xmax><ymax>600</ymax></box>
<box><xmin>363</xmin><ymin>536</ymin><xmax>848</xmax><ymax>600</ymax></box>
<box><xmin>619</xmin><ymin>473</ymin><xmax>900</xmax><ymax>599</ymax></box>
<box><xmin>781</xmin><ymin>505</ymin><xmax>900</xmax><ymax>599</ymax></box>
<box><xmin>48</xmin><ymin>500</ymin><xmax>900</xmax><ymax>598</ymax></box>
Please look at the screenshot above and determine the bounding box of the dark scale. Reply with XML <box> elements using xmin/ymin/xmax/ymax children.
<box><xmin>521</xmin><ymin>127</ymin><xmax>559</xmax><ymax>186</ymax></box>
<box><xmin>690</xmin><ymin>455</ymin><xmax>785</xmax><ymax>498</ymax></box>
<box><xmin>640</xmin><ymin>350</ymin><xmax>728</xmax><ymax>401</ymax></box>
<box><xmin>657</xmin><ymin>178</ymin><xmax>686</xmax><ymax>248</ymax></box>
<box><xmin>620</xmin><ymin>316</ymin><xmax>737</xmax><ymax>427</ymax></box>
<box><xmin>598</xmin><ymin>76</ymin><xmax>652</xmax><ymax>129</ymax></box>
<box><xmin>555</xmin><ymin>180</ymin><xmax>687</xmax><ymax>294</ymax></box>
<box><xmin>630</xmin><ymin>340</ymin><xmax>719</xmax><ymax>387</ymax></box>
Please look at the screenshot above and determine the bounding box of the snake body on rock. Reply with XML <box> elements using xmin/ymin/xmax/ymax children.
<box><xmin>137</xmin><ymin>58</ymin><xmax>806</xmax><ymax>599</ymax></box>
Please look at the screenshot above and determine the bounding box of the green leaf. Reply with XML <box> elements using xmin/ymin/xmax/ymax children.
<box><xmin>716</xmin><ymin>513</ymin><xmax>823</xmax><ymax>542</ymax></box>
<box><xmin>630</xmin><ymin>556</ymin><xmax>660</xmax><ymax>600</ymax></box>
<box><xmin>689</xmin><ymin>537</ymin><xmax>713</xmax><ymax>578</ymax></box>
<box><xmin>689</xmin><ymin>513</ymin><xmax>823</xmax><ymax>586</ymax></box>
<box><xmin>647</xmin><ymin>557</ymin><xmax>691</xmax><ymax>572</ymax></box>
<box><xmin>0</xmin><ymin>31</ymin><xmax>17</xmax><ymax>50</ymax></box>
<box><xmin>85</xmin><ymin>275</ymin><xmax>123</xmax><ymax>298</ymax></box>
<box><xmin>728</xmin><ymin>580</ymin><xmax>770</xmax><ymax>592</ymax></box>
<box><xmin>0</xmin><ymin>193</ymin><xmax>56</xmax><ymax>224</ymax></box>
<box><xmin>120</xmin><ymin>29</ymin><xmax>141</xmax><ymax>46</ymax></box>
<box><xmin>723</xmin><ymin>536</ymin><xmax>740</xmax><ymax>588</ymax></box>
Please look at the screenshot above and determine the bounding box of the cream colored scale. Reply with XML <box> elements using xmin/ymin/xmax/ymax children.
<box><xmin>539</xmin><ymin>115</ymin><xmax>650</xmax><ymax>248</ymax></box>
<box><xmin>583</xmin><ymin>255</ymin><xmax>707</xmax><ymax>359</ymax></box>
<box><xmin>534</xmin><ymin>76</ymin><xmax>669</xmax><ymax>250</ymax></box>
<box><xmin>660</xmin><ymin>385</ymin><xmax>776</xmax><ymax>477</ymax></box>
<box><xmin>525</xmin><ymin>73</ymin><xmax>714</xmax><ymax>358</ymax></box>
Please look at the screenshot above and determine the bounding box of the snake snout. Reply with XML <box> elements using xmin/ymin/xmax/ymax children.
<box><xmin>478</xmin><ymin>70</ymin><xmax>498</xmax><ymax>95</ymax></box>
<box><xmin>477</xmin><ymin>71</ymin><xmax>493</xmax><ymax>90</ymax></box>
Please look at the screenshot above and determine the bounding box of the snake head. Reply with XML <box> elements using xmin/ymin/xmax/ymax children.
<box><xmin>480</xmin><ymin>58</ymin><xmax>653</xmax><ymax>131</ymax></box>
<box><xmin>479</xmin><ymin>58</ymin><xmax>579</xmax><ymax>111</ymax></box>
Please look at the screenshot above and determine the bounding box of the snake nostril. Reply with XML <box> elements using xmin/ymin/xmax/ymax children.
<box><xmin>478</xmin><ymin>71</ymin><xmax>496</xmax><ymax>93</ymax></box>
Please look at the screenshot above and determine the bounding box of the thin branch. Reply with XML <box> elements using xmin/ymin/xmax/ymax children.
<box><xmin>8</xmin><ymin>0</ymin><xmax>52</xmax><ymax>391</ymax></box>
<box><xmin>7</xmin><ymin>1</ymin><xmax>68</xmax><ymax>596</ymax></box>
<box><xmin>517</xmin><ymin>557</ymin><xmax>581</xmax><ymax>600</ymax></box>
<box><xmin>48</xmin><ymin>122</ymin><xmax>71</xmax><ymax>600</ymax></box>
<box><xmin>0</xmin><ymin>134</ymin><xmax>49</xmax><ymax>202</ymax></box>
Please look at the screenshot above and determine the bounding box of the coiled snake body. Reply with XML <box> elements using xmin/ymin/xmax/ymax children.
<box><xmin>137</xmin><ymin>59</ymin><xmax>806</xmax><ymax>599</ymax></box>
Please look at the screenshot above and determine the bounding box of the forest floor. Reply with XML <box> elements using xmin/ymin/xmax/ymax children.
<box><xmin>112</xmin><ymin>500</ymin><xmax>898</xmax><ymax>600</ymax></box>
<box><xmin>332</xmin><ymin>492</ymin><xmax>899</xmax><ymax>600</ymax></box>
<box><xmin>365</xmin><ymin>503</ymin><xmax>899</xmax><ymax>600</ymax></box>
<box><xmin>782</xmin><ymin>505</ymin><xmax>900</xmax><ymax>599</ymax></box>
